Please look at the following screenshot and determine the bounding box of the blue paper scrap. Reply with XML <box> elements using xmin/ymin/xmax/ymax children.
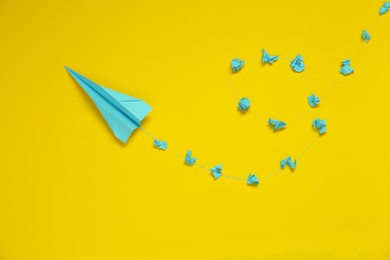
<box><xmin>153</xmin><ymin>139</ymin><xmax>167</xmax><ymax>150</ymax></box>
<box><xmin>262</xmin><ymin>49</ymin><xmax>279</xmax><ymax>64</ymax></box>
<box><xmin>65</xmin><ymin>67</ymin><xmax>152</xmax><ymax>143</ymax></box>
<box><xmin>238</xmin><ymin>97</ymin><xmax>251</xmax><ymax>111</ymax></box>
<box><xmin>313</xmin><ymin>118</ymin><xmax>327</xmax><ymax>135</ymax></box>
<box><xmin>232</xmin><ymin>58</ymin><xmax>244</xmax><ymax>72</ymax></box>
<box><xmin>247</xmin><ymin>174</ymin><xmax>259</xmax><ymax>185</ymax></box>
<box><xmin>362</xmin><ymin>30</ymin><xmax>371</xmax><ymax>43</ymax></box>
<box><xmin>340</xmin><ymin>59</ymin><xmax>354</xmax><ymax>76</ymax></box>
<box><xmin>211</xmin><ymin>164</ymin><xmax>222</xmax><ymax>179</ymax></box>
<box><xmin>379</xmin><ymin>2</ymin><xmax>390</xmax><ymax>15</ymax></box>
<box><xmin>280</xmin><ymin>157</ymin><xmax>290</xmax><ymax>169</ymax></box>
<box><xmin>280</xmin><ymin>157</ymin><xmax>297</xmax><ymax>170</ymax></box>
<box><xmin>268</xmin><ymin>118</ymin><xmax>287</xmax><ymax>131</ymax></box>
<box><xmin>290</xmin><ymin>55</ymin><xmax>305</xmax><ymax>72</ymax></box>
<box><xmin>288</xmin><ymin>159</ymin><xmax>297</xmax><ymax>170</ymax></box>
<box><xmin>185</xmin><ymin>150</ymin><xmax>197</xmax><ymax>166</ymax></box>
<box><xmin>308</xmin><ymin>93</ymin><xmax>320</xmax><ymax>108</ymax></box>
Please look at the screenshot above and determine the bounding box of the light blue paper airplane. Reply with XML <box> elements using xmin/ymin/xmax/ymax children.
<box><xmin>262</xmin><ymin>49</ymin><xmax>279</xmax><ymax>64</ymax></box>
<box><xmin>379</xmin><ymin>1</ymin><xmax>390</xmax><ymax>15</ymax></box>
<box><xmin>268</xmin><ymin>118</ymin><xmax>286</xmax><ymax>131</ymax></box>
<box><xmin>280</xmin><ymin>156</ymin><xmax>297</xmax><ymax>170</ymax></box>
<box><xmin>154</xmin><ymin>139</ymin><xmax>167</xmax><ymax>150</ymax></box>
<box><xmin>65</xmin><ymin>67</ymin><xmax>152</xmax><ymax>143</ymax></box>
<box><xmin>247</xmin><ymin>174</ymin><xmax>259</xmax><ymax>185</ymax></box>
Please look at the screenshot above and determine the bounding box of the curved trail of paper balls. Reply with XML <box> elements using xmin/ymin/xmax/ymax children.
<box><xmin>142</xmin><ymin>3</ymin><xmax>388</xmax><ymax>186</ymax></box>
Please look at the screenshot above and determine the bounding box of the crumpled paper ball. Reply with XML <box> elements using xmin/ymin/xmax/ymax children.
<box><xmin>238</xmin><ymin>97</ymin><xmax>251</xmax><ymax>111</ymax></box>
<box><xmin>290</xmin><ymin>55</ymin><xmax>305</xmax><ymax>72</ymax></box>
<box><xmin>210</xmin><ymin>164</ymin><xmax>222</xmax><ymax>179</ymax></box>
<box><xmin>231</xmin><ymin>58</ymin><xmax>244</xmax><ymax>72</ymax></box>
<box><xmin>313</xmin><ymin>118</ymin><xmax>327</xmax><ymax>135</ymax></box>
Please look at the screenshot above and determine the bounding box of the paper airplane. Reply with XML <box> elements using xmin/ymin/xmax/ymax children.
<box><xmin>262</xmin><ymin>49</ymin><xmax>279</xmax><ymax>64</ymax></box>
<box><xmin>280</xmin><ymin>156</ymin><xmax>297</xmax><ymax>170</ymax></box>
<box><xmin>268</xmin><ymin>118</ymin><xmax>286</xmax><ymax>131</ymax></box>
<box><xmin>247</xmin><ymin>174</ymin><xmax>259</xmax><ymax>185</ymax></box>
<box><xmin>65</xmin><ymin>67</ymin><xmax>152</xmax><ymax>143</ymax></box>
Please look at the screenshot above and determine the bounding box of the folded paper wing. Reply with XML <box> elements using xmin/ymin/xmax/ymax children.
<box><xmin>65</xmin><ymin>67</ymin><xmax>152</xmax><ymax>143</ymax></box>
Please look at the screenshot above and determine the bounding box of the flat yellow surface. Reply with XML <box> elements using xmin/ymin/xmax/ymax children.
<box><xmin>1</xmin><ymin>0</ymin><xmax>390</xmax><ymax>259</ymax></box>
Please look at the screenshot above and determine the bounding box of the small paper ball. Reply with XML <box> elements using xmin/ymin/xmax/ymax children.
<box><xmin>238</xmin><ymin>97</ymin><xmax>251</xmax><ymax>111</ymax></box>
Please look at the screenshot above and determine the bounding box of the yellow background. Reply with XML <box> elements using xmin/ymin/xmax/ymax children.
<box><xmin>1</xmin><ymin>0</ymin><xmax>390</xmax><ymax>259</ymax></box>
